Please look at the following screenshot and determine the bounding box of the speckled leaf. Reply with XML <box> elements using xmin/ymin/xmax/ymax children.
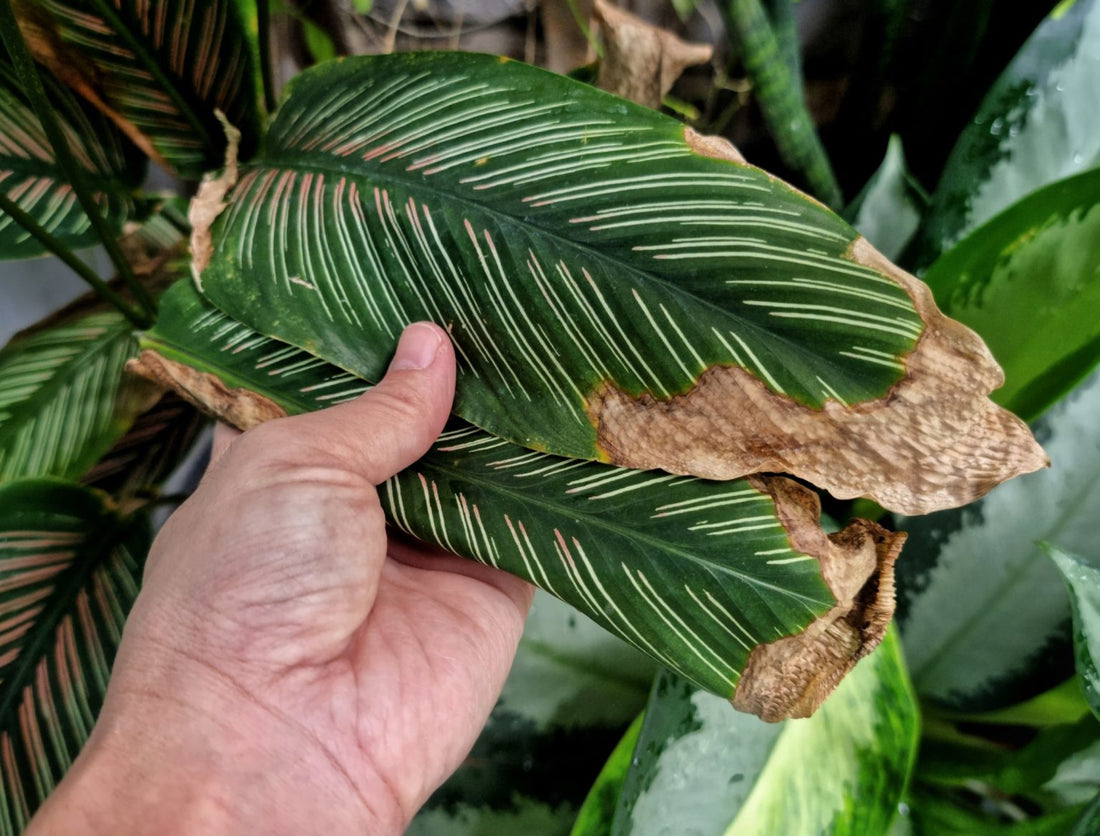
<box><xmin>133</xmin><ymin>280</ymin><xmax>902</xmax><ymax>719</ymax></box>
<box><xmin>897</xmin><ymin>369</ymin><xmax>1100</xmax><ymax>711</ymax></box>
<box><xmin>19</xmin><ymin>0</ymin><xmax>262</xmax><ymax>177</ymax></box>
<box><xmin>0</xmin><ymin>52</ymin><xmax>143</xmax><ymax>259</ymax></box>
<box><xmin>0</xmin><ymin>478</ymin><xmax>149</xmax><ymax>831</ymax></box>
<box><xmin>605</xmin><ymin>629</ymin><xmax>917</xmax><ymax>835</ymax></box>
<box><xmin>922</xmin><ymin>168</ymin><xmax>1100</xmax><ymax>423</ymax></box>
<box><xmin>913</xmin><ymin>0</ymin><xmax>1100</xmax><ymax>267</ymax></box>
<box><xmin>1045</xmin><ymin>546</ymin><xmax>1100</xmax><ymax>721</ymax></box>
<box><xmin>196</xmin><ymin>51</ymin><xmax>1045</xmax><ymax>516</ymax></box>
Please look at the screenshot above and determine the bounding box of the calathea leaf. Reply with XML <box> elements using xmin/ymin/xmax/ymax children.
<box><xmin>0</xmin><ymin>478</ymin><xmax>150</xmax><ymax>830</ymax></box>
<box><xmin>195</xmin><ymin>50</ymin><xmax>1045</xmax><ymax>516</ymax></box>
<box><xmin>0</xmin><ymin>50</ymin><xmax>143</xmax><ymax>259</ymax></box>
<box><xmin>130</xmin><ymin>280</ymin><xmax>903</xmax><ymax>720</ymax></box>
<box><xmin>16</xmin><ymin>0</ymin><xmax>262</xmax><ymax>177</ymax></box>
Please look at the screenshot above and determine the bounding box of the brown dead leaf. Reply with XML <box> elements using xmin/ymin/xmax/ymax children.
<box><xmin>12</xmin><ymin>0</ymin><xmax>171</xmax><ymax>171</ymax></box>
<box><xmin>188</xmin><ymin>112</ymin><xmax>241</xmax><ymax>288</ymax></box>
<box><xmin>541</xmin><ymin>0</ymin><xmax>595</xmax><ymax>74</ymax></box>
<box><xmin>732</xmin><ymin>476</ymin><xmax>903</xmax><ymax>721</ymax></box>
<box><xmin>594</xmin><ymin>0</ymin><xmax>712</xmax><ymax>109</ymax></box>
<box><xmin>126</xmin><ymin>349</ymin><xmax>286</xmax><ymax>430</ymax></box>
<box><xmin>586</xmin><ymin>236</ymin><xmax>1048</xmax><ymax>516</ymax></box>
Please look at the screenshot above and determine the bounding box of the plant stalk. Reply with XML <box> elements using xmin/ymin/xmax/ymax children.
<box><xmin>257</xmin><ymin>0</ymin><xmax>277</xmax><ymax>113</ymax></box>
<box><xmin>763</xmin><ymin>0</ymin><xmax>800</xmax><ymax>79</ymax></box>
<box><xmin>0</xmin><ymin>0</ymin><xmax>156</xmax><ymax>325</ymax></box>
<box><xmin>0</xmin><ymin>191</ymin><xmax>149</xmax><ymax>329</ymax></box>
<box><xmin>725</xmin><ymin>0</ymin><xmax>842</xmax><ymax>208</ymax></box>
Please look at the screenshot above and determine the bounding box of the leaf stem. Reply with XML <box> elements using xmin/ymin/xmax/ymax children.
<box><xmin>0</xmin><ymin>190</ymin><xmax>149</xmax><ymax>329</ymax></box>
<box><xmin>724</xmin><ymin>0</ymin><xmax>842</xmax><ymax>208</ymax></box>
<box><xmin>257</xmin><ymin>0</ymin><xmax>277</xmax><ymax>113</ymax></box>
<box><xmin>0</xmin><ymin>0</ymin><xmax>155</xmax><ymax>326</ymax></box>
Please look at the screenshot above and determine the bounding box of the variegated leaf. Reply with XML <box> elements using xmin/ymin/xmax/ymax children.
<box><xmin>131</xmin><ymin>280</ymin><xmax>902</xmax><ymax>720</ymax></box>
<box><xmin>0</xmin><ymin>309</ymin><xmax>150</xmax><ymax>484</ymax></box>
<box><xmin>0</xmin><ymin>478</ymin><xmax>149</xmax><ymax>830</ymax></box>
<box><xmin>0</xmin><ymin>52</ymin><xmax>142</xmax><ymax>259</ymax></box>
<box><xmin>20</xmin><ymin>0</ymin><xmax>262</xmax><ymax>177</ymax></box>
<box><xmin>197</xmin><ymin>51</ymin><xmax>1044</xmax><ymax>515</ymax></box>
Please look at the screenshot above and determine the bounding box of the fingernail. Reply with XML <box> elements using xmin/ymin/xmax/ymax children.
<box><xmin>389</xmin><ymin>322</ymin><xmax>444</xmax><ymax>371</ymax></box>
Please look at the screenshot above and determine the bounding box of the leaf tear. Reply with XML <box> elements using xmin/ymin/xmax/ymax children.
<box><xmin>732</xmin><ymin>476</ymin><xmax>904</xmax><ymax>721</ymax></box>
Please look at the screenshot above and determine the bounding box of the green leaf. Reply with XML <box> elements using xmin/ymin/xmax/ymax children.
<box><xmin>25</xmin><ymin>0</ymin><xmax>262</xmax><ymax>177</ymax></box>
<box><xmin>922</xmin><ymin>168</ymin><xmax>1100</xmax><ymax>423</ymax></box>
<box><xmin>1071</xmin><ymin>790</ymin><xmax>1100</xmax><ymax>836</ymax></box>
<box><xmin>0</xmin><ymin>308</ymin><xmax>146</xmax><ymax>484</ymax></box>
<box><xmin>847</xmin><ymin>135</ymin><xmax>928</xmax><ymax>262</ymax></box>
<box><xmin>607</xmin><ymin>628</ymin><xmax>918</xmax><ymax>835</ymax></box>
<box><xmin>907</xmin><ymin>784</ymin><xmax>1087</xmax><ymax>836</ymax></box>
<box><xmin>197</xmin><ymin>50</ymin><xmax>1044</xmax><ymax>516</ymax></box>
<box><xmin>1045</xmin><ymin>546</ymin><xmax>1100</xmax><ymax>721</ymax></box>
<box><xmin>0</xmin><ymin>478</ymin><xmax>149</xmax><ymax>829</ymax></box>
<box><xmin>912</xmin><ymin>0</ymin><xmax>1100</xmax><ymax>267</ymax></box>
<box><xmin>137</xmin><ymin>280</ymin><xmax>900</xmax><ymax>717</ymax></box>
<box><xmin>897</xmin><ymin>369</ymin><xmax>1100</xmax><ymax>712</ymax></box>
<box><xmin>570</xmin><ymin>713</ymin><xmax>643</xmax><ymax>836</ymax></box>
<box><xmin>0</xmin><ymin>53</ymin><xmax>143</xmax><ymax>259</ymax></box>
<box><xmin>410</xmin><ymin>593</ymin><xmax>651</xmax><ymax>836</ymax></box>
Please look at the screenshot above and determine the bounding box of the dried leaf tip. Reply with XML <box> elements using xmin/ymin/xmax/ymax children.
<box><xmin>594</xmin><ymin>0</ymin><xmax>712</xmax><ymax>109</ymax></box>
<box><xmin>189</xmin><ymin>110</ymin><xmax>241</xmax><ymax>289</ymax></box>
<box><xmin>732</xmin><ymin>476</ymin><xmax>904</xmax><ymax>721</ymax></box>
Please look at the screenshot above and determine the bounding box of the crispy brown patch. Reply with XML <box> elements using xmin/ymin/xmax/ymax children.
<box><xmin>732</xmin><ymin>476</ymin><xmax>903</xmax><ymax>721</ymax></box>
<box><xmin>593</xmin><ymin>0</ymin><xmax>712</xmax><ymax>109</ymax></box>
<box><xmin>126</xmin><ymin>349</ymin><xmax>285</xmax><ymax>430</ymax></box>
<box><xmin>587</xmin><ymin>236</ymin><xmax>1048</xmax><ymax>515</ymax></box>
<box><xmin>188</xmin><ymin>112</ymin><xmax>240</xmax><ymax>287</ymax></box>
<box><xmin>683</xmin><ymin>127</ymin><xmax>747</xmax><ymax>165</ymax></box>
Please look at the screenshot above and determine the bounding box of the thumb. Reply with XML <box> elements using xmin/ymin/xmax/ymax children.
<box><xmin>290</xmin><ymin>321</ymin><xmax>457</xmax><ymax>483</ymax></box>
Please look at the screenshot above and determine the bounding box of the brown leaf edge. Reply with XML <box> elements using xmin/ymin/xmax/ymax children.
<box><xmin>189</xmin><ymin>112</ymin><xmax>241</xmax><ymax>288</ymax></box>
<box><xmin>732</xmin><ymin>475</ymin><xmax>905</xmax><ymax>722</ymax></box>
<box><xmin>586</xmin><ymin>235</ymin><xmax>1049</xmax><ymax>516</ymax></box>
<box><xmin>131</xmin><ymin>349</ymin><xmax>904</xmax><ymax>721</ymax></box>
<box><xmin>126</xmin><ymin>349</ymin><xmax>285</xmax><ymax>430</ymax></box>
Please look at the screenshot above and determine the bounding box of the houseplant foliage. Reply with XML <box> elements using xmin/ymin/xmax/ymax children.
<box><xmin>0</xmin><ymin>0</ymin><xmax>1096</xmax><ymax>834</ymax></box>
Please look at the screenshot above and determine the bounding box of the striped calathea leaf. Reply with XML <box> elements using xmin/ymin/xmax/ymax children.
<box><xmin>192</xmin><ymin>51</ymin><xmax>1046</xmax><ymax>516</ymax></box>
<box><xmin>130</xmin><ymin>280</ymin><xmax>903</xmax><ymax>720</ymax></box>
<box><xmin>0</xmin><ymin>478</ymin><xmax>149</xmax><ymax>830</ymax></box>
<box><xmin>0</xmin><ymin>50</ymin><xmax>143</xmax><ymax>259</ymax></box>
<box><xmin>13</xmin><ymin>0</ymin><xmax>262</xmax><ymax>177</ymax></box>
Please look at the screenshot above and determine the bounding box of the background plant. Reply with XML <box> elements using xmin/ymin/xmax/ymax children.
<box><xmin>0</xmin><ymin>0</ymin><xmax>1097</xmax><ymax>833</ymax></box>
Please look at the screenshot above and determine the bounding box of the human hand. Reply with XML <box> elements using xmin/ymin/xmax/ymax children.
<box><xmin>29</xmin><ymin>323</ymin><xmax>534</xmax><ymax>834</ymax></box>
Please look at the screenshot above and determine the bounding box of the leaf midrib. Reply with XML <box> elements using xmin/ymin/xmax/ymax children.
<box><xmin>253</xmin><ymin>152</ymin><xmax>895</xmax><ymax>402</ymax></box>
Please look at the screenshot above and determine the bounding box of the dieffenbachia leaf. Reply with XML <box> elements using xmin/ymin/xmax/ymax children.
<box><xmin>1045</xmin><ymin>545</ymin><xmax>1100</xmax><ymax>721</ymax></box>
<box><xmin>0</xmin><ymin>308</ymin><xmax>152</xmax><ymax>484</ymax></box>
<box><xmin>897</xmin><ymin>369</ymin><xmax>1100</xmax><ymax>711</ymax></box>
<box><xmin>17</xmin><ymin>0</ymin><xmax>262</xmax><ymax>177</ymax></box>
<box><xmin>195</xmin><ymin>50</ymin><xmax>1045</xmax><ymax>516</ymax></box>
<box><xmin>0</xmin><ymin>478</ymin><xmax>149</xmax><ymax>830</ymax></box>
<box><xmin>411</xmin><ymin>593</ymin><xmax>651</xmax><ymax>836</ymax></box>
<box><xmin>132</xmin><ymin>280</ymin><xmax>903</xmax><ymax>719</ymax></box>
<box><xmin>569</xmin><ymin>713</ymin><xmax>643</xmax><ymax>836</ymax></box>
<box><xmin>847</xmin><ymin>135</ymin><xmax>927</xmax><ymax>262</ymax></box>
<box><xmin>911</xmin><ymin>0</ymin><xmax>1100</xmax><ymax>268</ymax></box>
<box><xmin>0</xmin><ymin>52</ymin><xmax>143</xmax><ymax>259</ymax></box>
<box><xmin>922</xmin><ymin>168</ymin><xmax>1100</xmax><ymax>423</ymax></box>
<box><xmin>598</xmin><ymin>628</ymin><xmax>917</xmax><ymax>835</ymax></box>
